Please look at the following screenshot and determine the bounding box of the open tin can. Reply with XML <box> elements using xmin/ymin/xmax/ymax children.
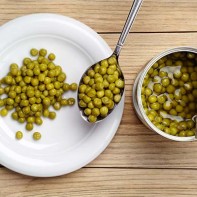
<box><xmin>133</xmin><ymin>47</ymin><xmax>197</xmax><ymax>141</ymax></box>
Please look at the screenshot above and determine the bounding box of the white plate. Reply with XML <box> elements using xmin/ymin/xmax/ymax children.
<box><xmin>0</xmin><ymin>14</ymin><xmax>124</xmax><ymax>177</ymax></box>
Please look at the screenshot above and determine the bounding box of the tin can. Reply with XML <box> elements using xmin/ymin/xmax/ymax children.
<box><xmin>132</xmin><ymin>47</ymin><xmax>197</xmax><ymax>141</ymax></box>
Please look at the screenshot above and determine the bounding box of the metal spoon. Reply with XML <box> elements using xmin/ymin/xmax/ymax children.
<box><xmin>192</xmin><ymin>115</ymin><xmax>197</xmax><ymax>139</ymax></box>
<box><xmin>78</xmin><ymin>0</ymin><xmax>143</xmax><ymax>123</ymax></box>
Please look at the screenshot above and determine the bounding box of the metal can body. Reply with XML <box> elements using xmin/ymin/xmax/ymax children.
<box><xmin>133</xmin><ymin>47</ymin><xmax>197</xmax><ymax>141</ymax></box>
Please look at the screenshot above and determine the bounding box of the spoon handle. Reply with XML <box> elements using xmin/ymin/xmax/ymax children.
<box><xmin>114</xmin><ymin>0</ymin><xmax>143</xmax><ymax>56</ymax></box>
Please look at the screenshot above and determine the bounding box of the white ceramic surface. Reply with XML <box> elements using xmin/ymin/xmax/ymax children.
<box><xmin>0</xmin><ymin>14</ymin><xmax>124</xmax><ymax>177</ymax></box>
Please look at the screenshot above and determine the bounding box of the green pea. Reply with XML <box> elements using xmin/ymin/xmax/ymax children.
<box><xmin>78</xmin><ymin>93</ymin><xmax>85</xmax><ymax>100</ymax></box>
<box><xmin>106</xmin><ymin>100</ymin><xmax>114</xmax><ymax>110</ymax></box>
<box><xmin>18</xmin><ymin>117</ymin><xmax>25</xmax><ymax>123</ymax></box>
<box><xmin>86</xmin><ymin>102</ymin><xmax>93</xmax><ymax>109</ymax></box>
<box><xmin>84</xmin><ymin>108</ymin><xmax>92</xmax><ymax>116</ymax></box>
<box><xmin>191</xmin><ymin>72</ymin><xmax>197</xmax><ymax>81</ymax></box>
<box><xmin>113</xmin><ymin>87</ymin><xmax>120</xmax><ymax>95</ymax></box>
<box><xmin>43</xmin><ymin>109</ymin><xmax>49</xmax><ymax>117</ymax></box>
<box><xmin>79</xmin><ymin>84</ymin><xmax>87</xmax><ymax>93</ymax></box>
<box><xmin>163</xmin><ymin>101</ymin><xmax>172</xmax><ymax>111</ymax></box>
<box><xmin>53</xmin><ymin>102</ymin><xmax>61</xmax><ymax>110</ymax></box>
<box><xmin>178</xmin><ymin>121</ymin><xmax>187</xmax><ymax>131</ymax></box>
<box><xmin>100</xmin><ymin>106</ymin><xmax>108</xmax><ymax>117</ymax></box>
<box><xmin>87</xmin><ymin>89</ymin><xmax>96</xmax><ymax>98</ymax></box>
<box><xmin>148</xmin><ymin>95</ymin><xmax>157</xmax><ymax>103</ymax></box>
<box><xmin>4</xmin><ymin>76</ymin><xmax>13</xmax><ymax>84</ymax></box>
<box><xmin>187</xmin><ymin>120</ymin><xmax>195</xmax><ymax>129</ymax></box>
<box><xmin>79</xmin><ymin>100</ymin><xmax>87</xmax><ymax>108</ymax></box>
<box><xmin>48</xmin><ymin>53</ymin><xmax>56</xmax><ymax>61</ymax></box>
<box><xmin>39</xmin><ymin>48</ymin><xmax>47</xmax><ymax>57</ymax></box>
<box><xmin>83</xmin><ymin>95</ymin><xmax>91</xmax><ymax>103</ymax></box>
<box><xmin>10</xmin><ymin>63</ymin><xmax>18</xmax><ymax>69</ymax></box>
<box><xmin>88</xmin><ymin>115</ymin><xmax>97</xmax><ymax>123</ymax></box>
<box><xmin>91</xmin><ymin>108</ymin><xmax>100</xmax><ymax>116</ymax></box>
<box><xmin>95</xmin><ymin>76</ymin><xmax>103</xmax><ymax>83</ymax></box>
<box><xmin>22</xmin><ymin>106</ymin><xmax>30</xmax><ymax>114</ymax></box>
<box><xmin>48</xmin><ymin>62</ymin><xmax>55</xmax><ymax>70</ymax></box>
<box><xmin>157</xmin><ymin>95</ymin><xmax>166</xmax><ymax>104</ymax></box>
<box><xmin>16</xmin><ymin>131</ymin><xmax>23</xmax><ymax>140</ymax></box>
<box><xmin>105</xmin><ymin>90</ymin><xmax>113</xmax><ymax>99</ymax></box>
<box><xmin>97</xmin><ymin>90</ymin><xmax>105</xmax><ymax>98</ymax></box>
<box><xmin>107</xmin><ymin>75</ymin><xmax>116</xmax><ymax>83</ymax></box>
<box><xmin>148</xmin><ymin>114</ymin><xmax>154</xmax><ymax>121</ymax></box>
<box><xmin>114</xmin><ymin>94</ymin><xmax>121</xmax><ymax>103</ymax></box>
<box><xmin>0</xmin><ymin>99</ymin><xmax>4</xmax><ymax>107</ymax></box>
<box><xmin>108</xmin><ymin>56</ymin><xmax>117</xmax><ymax>65</ymax></box>
<box><xmin>27</xmin><ymin>116</ymin><xmax>35</xmax><ymax>123</ymax></box>
<box><xmin>89</xmin><ymin>79</ymin><xmax>95</xmax><ymax>86</ymax></box>
<box><xmin>8</xmin><ymin>91</ymin><xmax>16</xmax><ymax>99</ymax></box>
<box><xmin>35</xmin><ymin>117</ymin><xmax>43</xmax><ymax>125</ymax></box>
<box><xmin>30</xmin><ymin>48</ymin><xmax>38</xmax><ymax>56</ymax></box>
<box><xmin>101</xmin><ymin>59</ymin><xmax>108</xmax><ymax>67</ymax></box>
<box><xmin>170</xmin><ymin>127</ymin><xmax>178</xmax><ymax>135</ymax></box>
<box><xmin>31</xmin><ymin>78</ymin><xmax>39</xmax><ymax>86</ymax></box>
<box><xmin>95</xmin><ymin>82</ymin><xmax>104</xmax><ymax>91</ymax></box>
<box><xmin>166</xmin><ymin>85</ymin><xmax>175</xmax><ymax>93</ymax></box>
<box><xmin>93</xmin><ymin>98</ymin><xmax>102</xmax><ymax>108</ymax></box>
<box><xmin>186</xmin><ymin>130</ymin><xmax>195</xmax><ymax>136</ymax></box>
<box><xmin>23</xmin><ymin>58</ymin><xmax>31</xmax><ymax>65</ymax></box>
<box><xmin>26</xmin><ymin>123</ymin><xmax>33</xmax><ymax>131</ymax></box>
<box><xmin>150</xmin><ymin>102</ymin><xmax>160</xmax><ymax>110</ymax></box>
<box><xmin>6</xmin><ymin>98</ymin><xmax>14</xmax><ymax>106</ymax></box>
<box><xmin>159</xmin><ymin>71</ymin><xmax>168</xmax><ymax>78</ymax></box>
<box><xmin>49</xmin><ymin>111</ymin><xmax>56</xmax><ymax>119</ymax></box>
<box><xmin>68</xmin><ymin>98</ymin><xmax>75</xmax><ymax>106</ymax></box>
<box><xmin>94</xmin><ymin>64</ymin><xmax>100</xmax><ymax>73</ymax></box>
<box><xmin>43</xmin><ymin>98</ymin><xmax>50</xmax><ymax>106</ymax></box>
<box><xmin>99</xmin><ymin>66</ymin><xmax>107</xmax><ymax>75</ymax></box>
<box><xmin>164</xmin><ymin>127</ymin><xmax>171</xmax><ymax>134</ymax></box>
<box><xmin>11</xmin><ymin>112</ymin><xmax>18</xmax><ymax>120</ymax></box>
<box><xmin>169</xmin><ymin>109</ymin><xmax>177</xmax><ymax>116</ymax></box>
<box><xmin>87</xmin><ymin>69</ymin><xmax>95</xmax><ymax>77</ymax></box>
<box><xmin>115</xmin><ymin>79</ymin><xmax>124</xmax><ymax>88</ymax></box>
<box><xmin>161</xmin><ymin>78</ymin><xmax>170</xmax><ymax>87</ymax></box>
<box><xmin>109</xmin><ymin>83</ymin><xmax>115</xmax><ymax>91</ymax></box>
<box><xmin>33</xmin><ymin>132</ymin><xmax>41</xmax><ymax>140</ymax></box>
<box><xmin>63</xmin><ymin>83</ymin><xmax>70</xmax><ymax>91</ymax></box>
<box><xmin>153</xmin><ymin>83</ymin><xmax>162</xmax><ymax>93</ymax></box>
<box><xmin>181</xmin><ymin>73</ymin><xmax>189</xmax><ymax>82</ymax></box>
<box><xmin>69</xmin><ymin>83</ymin><xmax>78</xmax><ymax>91</ymax></box>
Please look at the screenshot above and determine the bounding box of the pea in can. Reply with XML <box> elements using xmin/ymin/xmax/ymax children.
<box><xmin>132</xmin><ymin>47</ymin><xmax>197</xmax><ymax>141</ymax></box>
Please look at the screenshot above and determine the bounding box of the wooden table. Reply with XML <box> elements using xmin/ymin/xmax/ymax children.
<box><xmin>0</xmin><ymin>0</ymin><xmax>197</xmax><ymax>196</ymax></box>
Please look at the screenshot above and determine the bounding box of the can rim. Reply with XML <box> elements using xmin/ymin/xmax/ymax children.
<box><xmin>136</xmin><ymin>47</ymin><xmax>197</xmax><ymax>141</ymax></box>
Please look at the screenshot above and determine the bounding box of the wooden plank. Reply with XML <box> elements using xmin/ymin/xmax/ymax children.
<box><xmin>85</xmin><ymin>32</ymin><xmax>197</xmax><ymax>168</ymax></box>
<box><xmin>0</xmin><ymin>0</ymin><xmax>197</xmax><ymax>33</ymax></box>
<box><xmin>0</xmin><ymin>167</ymin><xmax>196</xmax><ymax>197</ymax></box>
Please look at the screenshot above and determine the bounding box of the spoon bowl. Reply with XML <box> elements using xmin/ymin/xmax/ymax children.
<box><xmin>77</xmin><ymin>54</ymin><xmax>125</xmax><ymax>123</ymax></box>
<box><xmin>77</xmin><ymin>0</ymin><xmax>143</xmax><ymax>123</ymax></box>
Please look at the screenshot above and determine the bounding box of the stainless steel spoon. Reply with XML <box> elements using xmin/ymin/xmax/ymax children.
<box><xmin>192</xmin><ymin>115</ymin><xmax>197</xmax><ymax>139</ymax></box>
<box><xmin>78</xmin><ymin>0</ymin><xmax>143</xmax><ymax>123</ymax></box>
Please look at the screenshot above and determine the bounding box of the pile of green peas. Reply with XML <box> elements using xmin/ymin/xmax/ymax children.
<box><xmin>78</xmin><ymin>55</ymin><xmax>124</xmax><ymax>123</ymax></box>
<box><xmin>142</xmin><ymin>52</ymin><xmax>197</xmax><ymax>137</ymax></box>
<box><xmin>0</xmin><ymin>48</ymin><xmax>78</xmax><ymax>140</ymax></box>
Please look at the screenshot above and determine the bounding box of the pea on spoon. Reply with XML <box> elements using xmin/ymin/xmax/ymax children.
<box><xmin>77</xmin><ymin>0</ymin><xmax>143</xmax><ymax>123</ymax></box>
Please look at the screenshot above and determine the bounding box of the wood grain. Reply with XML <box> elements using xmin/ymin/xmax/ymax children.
<box><xmin>0</xmin><ymin>0</ymin><xmax>197</xmax><ymax>33</ymax></box>
<box><xmin>0</xmin><ymin>167</ymin><xmax>197</xmax><ymax>197</ymax></box>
